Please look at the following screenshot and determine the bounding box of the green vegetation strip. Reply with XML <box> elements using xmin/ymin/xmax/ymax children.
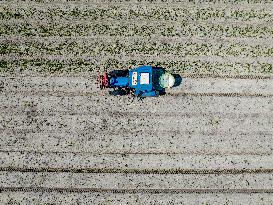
<box><xmin>1</xmin><ymin>0</ymin><xmax>272</xmax><ymax>4</ymax></box>
<box><xmin>1</xmin><ymin>5</ymin><xmax>272</xmax><ymax>21</ymax></box>
<box><xmin>1</xmin><ymin>59</ymin><xmax>272</xmax><ymax>75</ymax></box>
<box><xmin>2</xmin><ymin>41</ymin><xmax>273</xmax><ymax>58</ymax></box>
<box><xmin>1</xmin><ymin>22</ymin><xmax>273</xmax><ymax>38</ymax></box>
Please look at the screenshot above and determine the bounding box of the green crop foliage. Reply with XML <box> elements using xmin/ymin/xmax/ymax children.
<box><xmin>1</xmin><ymin>5</ymin><xmax>272</xmax><ymax>22</ymax></box>
<box><xmin>2</xmin><ymin>21</ymin><xmax>273</xmax><ymax>38</ymax></box>
<box><xmin>3</xmin><ymin>40</ymin><xmax>273</xmax><ymax>59</ymax></box>
<box><xmin>1</xmin><ymin>58</ymin><xmax>272</xmax><ymax>75</ymax></box>
<box><xmin>1</xmin><ymin>1</ymin><xmax>273</xmax><ymax>76</ymax></box>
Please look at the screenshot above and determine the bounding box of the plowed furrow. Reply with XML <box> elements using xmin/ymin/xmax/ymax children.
<box><xmin>1</xmin><ymin>187</ymin><xmax>273</xmax><ymax>194</ymax></box>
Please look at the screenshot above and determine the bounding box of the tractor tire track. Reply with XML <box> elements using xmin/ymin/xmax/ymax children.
<box><xmin>1</xmin><ymin>170</ymin><xmax>273</xmax><ymax>190</ymax></box>
<box><xmin>1</xmin><ymin>90</ymin><xmax>273</xmax><ymax>98</ymax></box>
<box><xmin>0</xmin><ymin>150</ymin><xmax>272</xmax><ymax>156</ymax></box>
<box><xmin>2</xmin><ymin>151</ymin><xmax>273</xmax><ymax>171</ymax></box>
<box><xmin>1</xmin><ymin>187</ymin><xmax>273</xmax><ymax>194</ymax></box>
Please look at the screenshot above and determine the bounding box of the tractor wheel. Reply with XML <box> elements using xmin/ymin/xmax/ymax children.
<box><xmin>109</xmin><ymin>89</ymin><xmax>127</xmax><ymax>96</ymax></box>
<box><xmin>108</xmin><ymin>69</ymin><xmax>129</xmax><ymax>77</ymax></box>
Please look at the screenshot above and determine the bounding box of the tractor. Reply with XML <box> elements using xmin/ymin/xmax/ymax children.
<box><xmin>97</xmin><ymin>65</ymin><xmax>182</xmax><ymax>97</ymax></box>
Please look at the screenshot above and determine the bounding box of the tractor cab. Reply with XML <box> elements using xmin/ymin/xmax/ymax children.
<box><xmin>129</xmin><ymin>65</ymin><xmax>171</xmax><ymax>97</ymax></box>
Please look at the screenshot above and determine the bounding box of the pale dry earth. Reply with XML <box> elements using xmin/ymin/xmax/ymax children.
<box><xmin>0</xmin><ymin>75</ymin><xmax>273</xmax><ymax>204</ymax></box>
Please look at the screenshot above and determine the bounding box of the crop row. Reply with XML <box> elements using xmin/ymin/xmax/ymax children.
<box><xmin>1</xmin><ymin>5</ymin><xmax>272</xmax><ymax>22</ymax></box>
<box><xmin>1</xmin><ymin>59</ymin><xmax>272</xmax><ymax>75</ymax></box>
<box><xmin>2</xmin><ymin>40</ymin><xmax>273</xmax><ymax>58</ymax></box>
<box><xmin>1</xmin><ymin>21</ymin><xmax>273</xmax><ymax>38</ymax></box>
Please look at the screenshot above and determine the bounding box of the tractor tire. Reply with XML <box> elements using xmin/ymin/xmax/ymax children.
<box><xmin>109</xmin><ymin>89</ymin><xmax>128</xmax><ymax>96</ymax></box>
<box><xmin>108</xmin><ymin>69</ymin><xmax>129</xmax><ymax>77</ymax></box>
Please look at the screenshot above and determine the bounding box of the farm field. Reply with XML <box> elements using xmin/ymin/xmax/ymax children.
<box><xmin>1</xmin><ymin>0</ymin><xmax>273</xmax><ymax>204</ymax></box>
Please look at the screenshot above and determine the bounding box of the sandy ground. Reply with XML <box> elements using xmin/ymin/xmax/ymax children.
<box><xmin>0</xmin><ymin>75</ymin><xmax>273</xmax><ymax>204</ymax></box>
